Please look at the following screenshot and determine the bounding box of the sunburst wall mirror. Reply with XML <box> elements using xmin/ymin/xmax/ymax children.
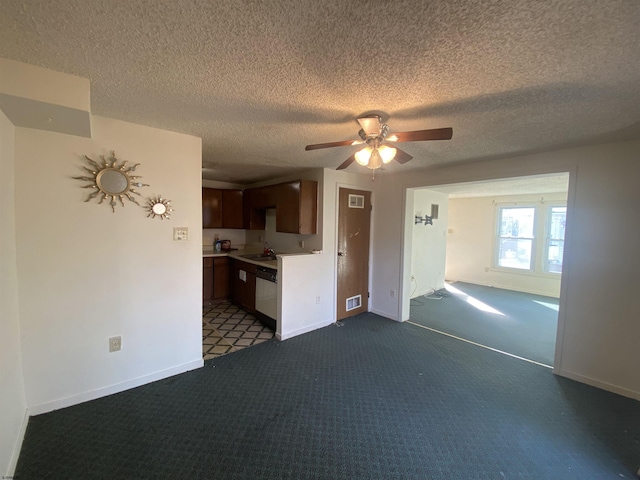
<box><xmin>74</xmin><ymin>151</ymin><xmax>149</xmax><ymax>212</ymax></box>
<box><xmin>146</xmin><ymin>196</ymin><xmax>173</xmax><ymax>220</ymax></box>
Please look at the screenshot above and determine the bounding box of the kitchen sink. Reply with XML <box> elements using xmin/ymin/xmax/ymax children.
<box><xmin>240</xmin><ymin>253</ymin><xmax>277</xmax><ymax>261</ymax></box>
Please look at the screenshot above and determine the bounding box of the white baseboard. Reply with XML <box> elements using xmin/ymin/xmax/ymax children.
<box><xmin>370</xmin><ymin>308</ymin><xmax>400</xmax><ymax>322</ymax></box>
<box><xmin>278</xmin><ymin>319</ymin><xmax>334</xmax><ymax>341</ymax></box>
<box><xmin>554</xmin><ymin>368</ymin><xmax>640</xmax><ymax>401</ymax></box>
<box><xmin>28</xmin><ymin>359</ymin><xmax>204</xmax><ymax>416</ymax></box>
<box><xmin>6</xmin><ymin>407</ymin><xmax>29</xmax><ymax>477</ymax></box>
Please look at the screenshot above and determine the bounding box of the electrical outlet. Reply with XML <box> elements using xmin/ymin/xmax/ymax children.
<box><xmin>299</xmin><ymin>240</ymin><xmax>305</xmax><ymax>248</ymax></box>
<box><xmin>173</xmin><ymin>227</ymin><xmax>188</xmax><ymax>241</ymax></box>
<box><xmin>109</xmin><ymin>336</ymin><xmax>121</xmax><ymax>352</ymax></box>
<box><xmin>316</xmin><ymin>295</ymin><xmax>320</xmax><ymax>304</ymax></box>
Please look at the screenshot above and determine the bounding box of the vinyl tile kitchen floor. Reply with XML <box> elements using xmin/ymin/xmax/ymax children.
<box><xmin>202</xmin><ymin>301</ymin><xmax>275</xmax><ymax>360</ymax></box>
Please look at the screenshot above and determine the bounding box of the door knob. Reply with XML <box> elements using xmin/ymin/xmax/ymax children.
<box><xmin>338</xmin><ymin>251</ymin><xmax>346</xmax><ymax>256</ymax></box>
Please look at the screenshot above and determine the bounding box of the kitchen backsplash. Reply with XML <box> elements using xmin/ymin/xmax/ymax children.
<box><xmin>202</xmin><ymin>228</ymin><xmax>246</xmax><ymax>248</ymax></box>
<box><xmin>204</xmin><ymin>209</ymin><xmax>321</xmax><ymax>253</ymax></box>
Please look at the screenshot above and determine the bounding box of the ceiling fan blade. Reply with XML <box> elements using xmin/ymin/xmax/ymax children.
<box><xmin>391</xmin><ymin>146</ymin><xmax>413</xmax><ymax>164</ymax></box>
<box><xmin>389</xmin><ymin>127</ymin><xmax>453</xmax><ymax>143</ymax></box>
<box><xmin>336</xmin><ymin>152</ymin><xmax>356</xmax><ymax>170</ymax></box>
<box><xmin>305</xmin><ymin>139</ymin><xmax>360</xmax><ymax>151</ymax></box>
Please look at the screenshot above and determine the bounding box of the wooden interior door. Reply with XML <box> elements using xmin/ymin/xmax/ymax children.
<box><xmin>337</xmin><ymin>188</ymin><xmax>371</xmax><ymax>320</ymax></box>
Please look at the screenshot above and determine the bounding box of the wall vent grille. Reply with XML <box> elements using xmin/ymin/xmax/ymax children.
<box><xmin>348</xmin><ymin>194</ymin><xmax>365</xmax><ymax>208</ymax></box>
<box><xmin>346</xmin><ymin>294</ymin><xmax>362</xmax><ymax>311</ymax></box>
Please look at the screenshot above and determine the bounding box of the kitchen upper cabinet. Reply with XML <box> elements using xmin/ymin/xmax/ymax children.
<box><xmin>202</xmin><ymin>188</ymin><xmax>223</xmax><ymax>229</ymax></box>
<box><xmin>221</xmin><ymin>190</ymin><xmax>243</xmax><ymax>229</ymax></box>
<box><xmin>243</xmin><ymin>180</ymin><xmax>318</xmax><ymax>233</ymax></box>
<box><xmin>202</xmin><ymin>188</ymin><xmax>243</xmax><ymax>229</ymax></box>
<box><xmin>276</xmin><ymin>180</ymin><xmax>318</xmax><ymax>234</ymax></box>
<box><xmin>243</xmin><ymin>185</ymin><xmax>278</xmax><ymax>230</ymax></box>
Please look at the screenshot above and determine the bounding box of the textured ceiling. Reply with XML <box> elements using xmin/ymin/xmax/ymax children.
<box><xmin>1</xmin><ymin>0</ymin><xmax>639</xmax><ymax>184</ymax></box>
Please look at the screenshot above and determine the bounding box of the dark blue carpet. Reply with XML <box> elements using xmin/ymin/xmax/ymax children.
<box><xmin>410</xmin><ymin>282</ymin><xmax>558</xmax><ymax>365</ymax></box>
<box><xmin>16</xmin><ymin>313</ymin><xmax>639</xmax><ymax>479</ymax></box>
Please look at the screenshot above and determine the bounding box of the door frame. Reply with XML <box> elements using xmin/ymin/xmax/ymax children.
<box><xmin>399</xmin><ymin>168</ymin><xmax>577</xmax><ymax>373</ymax></box>
<box><xmin>333</xmin><ymin>182</ymin><xmax>374</xmax><ymax>322</ymax></box>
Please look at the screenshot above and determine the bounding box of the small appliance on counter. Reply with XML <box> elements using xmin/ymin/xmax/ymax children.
<box><xmin>220</xmin><ymin>239</ymin><xmax>232</xmax><ymax>251</ymax></box>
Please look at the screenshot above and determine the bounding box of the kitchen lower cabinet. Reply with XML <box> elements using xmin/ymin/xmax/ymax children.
<box><xmin>212</xmin><ymin>257</ymin><xmax>229</xmax><ymax>299</ymax></box>
<box><xmin>204</xmin><ymin>257</ymin><xmax>230</xmax><ymax>305</ymax></box>
<box><xmin>230</xmin><ymin>259</ymin><xmax>256</xmax><ymax>312</ymax></box>
<box><xmin>203</xmin><ymin>258</ymin><xmax>214</xmax><ymax>303</ymax></box>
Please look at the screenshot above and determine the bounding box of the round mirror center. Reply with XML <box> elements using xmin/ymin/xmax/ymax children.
<box><xmin>152</xmin><ymin>203</ymin><xmax>167</xmax><ymax>215</ymax></box>
<box><xmin>98</xmin><ymin>169</ymin><xmax>129</xmax><ymax>195</ymax></box>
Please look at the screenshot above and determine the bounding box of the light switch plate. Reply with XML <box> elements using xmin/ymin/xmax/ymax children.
<box><xmin>173</xmin><ymin>227</ymin><xmax>188</xmax><ymax>241</ymax></box>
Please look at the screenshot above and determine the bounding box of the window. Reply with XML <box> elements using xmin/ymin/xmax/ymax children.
<box><xmin>544</xmin><ymin>206</ymin><xmax>566</xmax><ymax>273</ymax></box>
<box><xmin>495</xmin><ymin>203</ymin><xmax>566</xmax><ymax>274</ymax></box>
<box><xmin>496</xmin><ymin>206</ymin><xmax>535</xmax><ymax>270</ymax></box>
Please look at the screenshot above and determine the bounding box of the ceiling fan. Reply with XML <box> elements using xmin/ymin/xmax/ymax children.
<box><xmin>305</xmin><ymin>115</ymin><xmax>453</xmax><ymax>170</ymax></box>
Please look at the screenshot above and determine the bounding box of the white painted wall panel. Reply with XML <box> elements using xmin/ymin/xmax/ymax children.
<box><xmin>14</xmin><ymin>116</ymin><xmax>203</xmax><ymax>412</ymax></box>
<box><xmin>0</xmin><ymin>109</ymin><xmax>27</xmax><ymax>477</ymax></box>
<box><xmin>371</xmin><ymin>140</ymin><xmax>640</xmax><ymax>399</ymax></box>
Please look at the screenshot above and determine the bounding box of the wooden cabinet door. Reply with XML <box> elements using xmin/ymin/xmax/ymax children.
<box><xmin>203</xmin><ymin>258</ymin><xmax>214</xmax><ymax>303</ymax></box>
<box><xmin>229</xmin><ymin>259</ymin><xmax>256</xmax><ymax>311</ymax></box>
<box><xmin>202</xmin><ymin>188</ymin><xmax>222</xmax><ymax>228</ymax></box>
<box><xmin>212</xmin><ymin>257</ymin><xmax>230</xmax><ymax>299</ymax></box>
<box><xmin>276</xmin><ymin>180</ymin><xmax>317</xmax><ymax>234</ymax></box>
<box><xmin>222</xmin><ymin>190</ymin><xmax>243</xmax><ymax>229</ymax></box>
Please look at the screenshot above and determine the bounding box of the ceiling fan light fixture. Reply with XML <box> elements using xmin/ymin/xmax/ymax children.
<box><xmin>378</xmin><ymin>145</ymin><xmax>397</xmax><ymax>163</ymax></box>
<box><xmin>368</xmin><ymin>149</ymin><xmax>382</xmax><ymax>170</ymax></box>
<box><xmin>355</xmin><ymin>147</ymin><xmax>372</xmax><ymax>166</ymax></box>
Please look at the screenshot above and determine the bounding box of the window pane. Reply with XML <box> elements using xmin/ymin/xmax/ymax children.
<box><xmin>549</xmin><ymin>206</ymin><xmax>566</xmax><ymax>241</ymax></box>
<box><xmin>546</xmin><ymin>240</ymin><xmax>564</xmax><ymax>273</ymax></box>
<box><xmin>545</xmin><ymin>206</ymin><xmax>566</xmax><ymax>273</ymax></box>
<box><xmin>498</xmin><ymin>238</ymin><xmax>532</xmax><ymax>269</ymax></box>
<box><xmin>499</xmin><ymin>207</ymin><xmax>535</xmax><ymax>238</ymax></box>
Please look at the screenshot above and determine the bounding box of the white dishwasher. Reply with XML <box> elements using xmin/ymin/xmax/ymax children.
<box><xmin>255</xmin><ymin>266</ymin><xmax>277</xmax><ymax>330</ymax></box>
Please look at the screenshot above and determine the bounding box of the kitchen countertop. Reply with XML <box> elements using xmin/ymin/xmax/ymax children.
<box><xmin>203</xmin><ymin>247</ymin><xmax>278</xmax><ymax>269</ymax></box>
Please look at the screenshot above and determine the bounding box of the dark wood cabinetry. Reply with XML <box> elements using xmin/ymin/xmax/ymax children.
<box><xmin>202</xmin><ymin>188</ymin><xmax>243</xmax><ymax>229</ymax></box>
<box><xmin>213</xmin><ymin>257</ymin><xmax>230</xmax><ymax>299</ymax></box>
<box><xmin>203</xmin><ymin>257</ymin><xmax>230</xmax><ymax>304</ymax></box>
<box><xmin>221</xmin><ymin>190</ymin><xmax>243</xmax><ymax>229</ymax></box>
<box><xmin>203</xmin><ymin>257</ymin><xmax>214</xmax><ymax>302</ymax></box>
<box><xmin>242</xmin><ymin>185</ymin><xmax>278</xmax><ymax>230</ymax></box>
<box><xmin>230</xmin><ymin>259</ymin><xmax>256</xmax><ymax>312</ymax></box>
<box><xmin>202</xmin><ymin>189</ymin><xmax>223</xmax><ymax>229</ymax></box>
<box><xmin>276</xmin><ymin>180</ymin><xmax>318</xmax><ymax>234</ymax></box>
<box><xmin>243</xmin><ymin>180</ymin><xmax>318</xmax><ymax>233</ymax></box>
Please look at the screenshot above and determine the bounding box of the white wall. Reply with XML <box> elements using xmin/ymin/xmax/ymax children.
<box><xmin>14</xmin><ymin>116</ymin><xmax>203</xmax><ymax>413</ymax></box>
<box><xmin>410</xmin><ymin>189</ymin><xmax>449</xmax><ymax>297</ymax></box>
<box><xmin>276</xmin><ymin>167</ymin><xmax>374</xmax><ymax>339</ymax></box>
<box><xmin>371</xmin><ymin>140</ymin><xmax>640</xmax><ymax>400</ymax></box>
<box><xmin>0</xmin><ymin>110</ymin><xmax>27</xmax><ymax>477</ymax></box>
<box><xmin>446</xmin><ymin>193</ymin><xmax>566</xmax><ymax>297</ymax></box>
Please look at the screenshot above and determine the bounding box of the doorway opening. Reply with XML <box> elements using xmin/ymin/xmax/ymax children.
<box><xmin>403</xmin><ymin>172</ymin><xmax>570</xmax><ymax>367</ymax></box>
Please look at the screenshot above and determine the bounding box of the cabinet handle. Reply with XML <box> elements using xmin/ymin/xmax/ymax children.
<box><xmin>338</xmin><ymin>251</ymin><xmax>346</xmax><ymax>256</ymax></box>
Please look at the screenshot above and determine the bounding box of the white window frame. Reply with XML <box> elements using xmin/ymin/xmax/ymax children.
<box><xmin>543</xmin><ymin>204</ymin><xmax>566</xmax><ymax>274</ymax></box>
<box><xmin>494</xmin><ymin>205</ymin><xmax>537</xmax><ymax>272</ymax></box>
<box><xmin>494</xmin><ymin>202</ymin><xmax>566</xmax><ymax>276</ymax></box>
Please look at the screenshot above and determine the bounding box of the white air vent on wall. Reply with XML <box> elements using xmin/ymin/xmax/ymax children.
<box><xmin>346</xmin><ymin>294</ymin><xmax>362</xmax><ymax>311</ymax></box>
<box><xmin>348</xmin><ymin>194</ymin><xmax>365</xmax><ymax>208</ymax></box>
